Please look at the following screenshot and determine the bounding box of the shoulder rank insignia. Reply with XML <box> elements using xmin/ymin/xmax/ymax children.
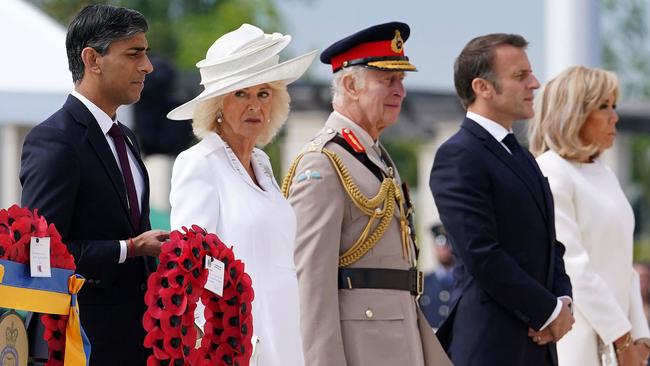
<box><xmin>296</xmin><ymin>169</ymin><xmax>322</xmax><ymax>183</ymax></box>
<box><xmin>341</xmin><ymin>128</ymin><xmax>365</xmax><ymax>153</ymax></box>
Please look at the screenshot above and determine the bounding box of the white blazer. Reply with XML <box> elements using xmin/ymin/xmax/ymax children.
<box><xmin>537</xmin><ymin>150</ymin><xmax>650</xmax><ymax>365</ymax></box>
<box><xmin>170</xmin><ymin>132</ymin><xmax>305</xmax><ymax>366</ymax></box>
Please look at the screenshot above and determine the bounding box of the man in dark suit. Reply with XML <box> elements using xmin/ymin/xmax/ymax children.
<box><xmin>429</xmin><ymin>33</ymin><xmax>574</xmax><ymax>366</ymax></box>
<box><xmin>20</xmin><ymin>5</ymin><xmax>168</xmax><ymax>366</ymax></box>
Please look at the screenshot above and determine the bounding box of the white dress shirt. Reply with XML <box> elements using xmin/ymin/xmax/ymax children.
<box><xmin>71</xmin><ymin>91</ymin><xmax>144</xmax><ymax>263</ymax></box>
<box><xmin>466</xmin><ymin>111</ymin><xmax>566</xmax><ymax>330</ymax></box>
<box><xmin>170</xmin><ymin>132</ymin><xmax>304</xmax><ymax>366</ymax></box>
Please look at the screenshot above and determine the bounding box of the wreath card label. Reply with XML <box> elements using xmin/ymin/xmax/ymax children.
<box><xmin>204</xmin><ymin>255</ymin><xmax>224</xmax><ymax>297</ymax></box>
<box><xmin>30</xmin><ymin>237</ymin><xmax>51</xmax><ymax>277</ymax></box>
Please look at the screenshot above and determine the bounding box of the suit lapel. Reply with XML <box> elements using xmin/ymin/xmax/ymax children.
<box><xmin>64</xmin><ymin>96</ymin><xmax>132</xmax><ymax>228</ymax></box>
<box><xmin>462</xmin><ymin>118</ymin><xmax>548</xmax><ymax>221</ymax></box>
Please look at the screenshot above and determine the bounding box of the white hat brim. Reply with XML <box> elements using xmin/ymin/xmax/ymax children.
<box><xmin>168</xmin><ymin>50</ymin><xmax>318</xmax><ymax>121</ymax></box>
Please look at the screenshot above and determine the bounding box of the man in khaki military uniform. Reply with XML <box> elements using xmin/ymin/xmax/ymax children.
<box><xmin>283</xmin><ymin>22</ymin><xmax>451</xmax><ymax>366</ymax></box>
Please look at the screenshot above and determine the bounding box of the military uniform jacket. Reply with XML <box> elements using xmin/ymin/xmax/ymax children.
<box><xmin>286</xmin><ymin>111</ymin><xmax>450</xmax><ymax>366</ymax></box>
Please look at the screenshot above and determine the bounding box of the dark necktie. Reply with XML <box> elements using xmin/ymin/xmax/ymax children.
<box><xmin>502</xmin><ymin>133</ymin><xmax>543</xmax><ymax>197</ymax></box>
<box><xmin>108</xmin><ymin>123</ymin><xmax>141</xmax><ymax>230</ymax></box>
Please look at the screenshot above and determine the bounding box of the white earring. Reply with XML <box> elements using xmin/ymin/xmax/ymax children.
<box><xmin>216</xmin><ymin>111</ymin><xmax>223</xmax><ymax>124</ymax></box>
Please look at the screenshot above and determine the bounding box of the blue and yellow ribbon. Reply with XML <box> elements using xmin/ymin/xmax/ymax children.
<box><xmin>0</xmin><ymin>259</ymin><xmax>91</xmax><ymax>366</ymax></box>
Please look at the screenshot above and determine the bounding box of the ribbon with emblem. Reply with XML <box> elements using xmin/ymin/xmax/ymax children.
<box><xmin>0</xmin><ymin>259</ymin><xmax>90</xmax><ymax>366</ymax></box>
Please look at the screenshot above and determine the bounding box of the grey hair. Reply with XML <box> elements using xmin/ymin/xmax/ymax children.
<box><xmin>331</xmin><ymin>66</ymin><xmax>368</xmax><ymax>107</ymax></box>
<box><xmin>191</xmin><ymin>81</ymin><xmax>291</xmax><ymax>147</ymax></box>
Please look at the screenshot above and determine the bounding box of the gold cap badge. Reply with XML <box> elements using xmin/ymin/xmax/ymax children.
<box><xmin>391</xmin><ymin>30</ymin><xmax>404</xmax><ymax>53</ymax></box>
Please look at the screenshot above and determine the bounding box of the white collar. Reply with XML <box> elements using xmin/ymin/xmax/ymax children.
<box><xmin>70</xmin><ymin>90</ymin><xmax>116</xmax><ymax>134</ymax></box>
<box><xmin>202</xmin><ymin>132</ymin><xmax>276</xmax><ymax>192</ymax></box>
<box><xmin>466</xmin><ymin>110</ymin><xmax>512</xmax><ymax>142</ymax></box>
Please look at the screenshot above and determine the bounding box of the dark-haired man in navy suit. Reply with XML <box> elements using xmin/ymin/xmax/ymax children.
<box><xmin>20</xmin><ymin>5</ymin><xmax>168</xmax><ymax>366</ymax></box>
<box><xmin>429</xmin><ymin>33</ymin><xmax>574</xmax><ymax>366</ymax></box>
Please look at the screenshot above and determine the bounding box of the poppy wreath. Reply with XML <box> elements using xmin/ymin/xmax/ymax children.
<box><xmin>0</xmin><ymin>205</ymin><xmax>77</xmax><ymax>366</ymax></box>
<box><xmin>143</xmin><ymin>225</ymin><xmax>255</xmax><ymax>366</ymax></box>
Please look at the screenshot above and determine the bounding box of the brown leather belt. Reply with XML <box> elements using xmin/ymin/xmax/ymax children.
<box><xmin>338</xmin><ymin>267</ymin><xmax>423</xmax><ymax>296</ymax></box>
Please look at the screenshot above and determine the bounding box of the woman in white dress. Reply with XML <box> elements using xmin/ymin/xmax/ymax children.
<box><xmin>529</xmin><ymin>65</ymin><xmax>650</xmax><ymax>366</ymax></box>
<box><xmin>167</xmin><ymin>24</ymin><xmax>316</xmax><ymax>366</ymax></box>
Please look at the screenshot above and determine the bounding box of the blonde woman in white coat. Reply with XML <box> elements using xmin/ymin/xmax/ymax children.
<box><xmin>529</xmin><ymin>65</ymin><xmax>650</xmax><ymax>366</ymax></box>
<box><xmin>167</xmin><ymin>24</ymin><xmax>316</xmax><ymax>366</ymax></box>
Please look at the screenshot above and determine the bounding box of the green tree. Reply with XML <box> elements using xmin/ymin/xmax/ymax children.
<box><xmin>28</xmin><ymin>0</ymin><xmax>282</xmax><ymax>70</ymax></box>
<box><xmin>601</xmin><ymin>0</ymin><xmax>650</xmax><ymax>259</ymax></box>
<box><xmin>602</xmin><ymin>0</ymin><xmax>650</xmax><ymax>98</ymax></box>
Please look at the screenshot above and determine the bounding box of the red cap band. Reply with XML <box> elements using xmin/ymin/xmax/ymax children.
<box><xmin>330</xmin><ymin>40</ymin><xmax>404</xmax><ymax>72</ymax></box>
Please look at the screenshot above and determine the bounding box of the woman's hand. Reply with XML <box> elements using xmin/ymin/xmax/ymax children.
<box><xmin>616</xmin><ymin>345</ymin><xmax>642</xmax><ymax>366</ymax></box>
<box><xmin>615</xmin><ymin>333</ymin><xmax>643</xmax><ymax>366</ymax></box>
<box><xmin>633</xmin><ymin>339</ymin><xmax>650</xmax><ymax>365</ymax></box>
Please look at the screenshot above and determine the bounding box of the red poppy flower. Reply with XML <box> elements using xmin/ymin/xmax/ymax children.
<box><xmin>8</xmin><ymin>205</ymin><xmax>30</xmax><ymax>220</ymax></box>
<box><xmin>33</xmin><ymin>214</ymin><xmax>48</xmax><ymax>236</ymax></box>
<box><xmin>190</xmin><ymin>225</ymin><xmax>206</xmax><ymax>236</ymax></box>
<box><xmin>212</xmin><ymin>343</ymin><xmax>234</xmax><ymax>365</ymax></box>
<box><xmin>9</xmin><ymin>242</ymin><xmax>28</xmax><ymax>263</ymax></box>
<box><xmin>240</xmin><ymin>314</ymin><xmax>253</xmax><ymax>340</ymax></box>
<box><xmin>179</xmin><ymin>320</ymin><xmax>198</xmax><ymax>347</ymax></box>
<box><xmin>45</xmin><ymin>223</ymin><xmax>62</xmax><ymax>243</ymax></box>
<box><xmin>236</xmin><ymin>274</ymin><xmax>254</xmax><ymax>303</ymax></box>
<box><xmin>160</xmin><ymin>309</ymin><xmax>183</xmax><ymax>334</ymax></box>
<box><xmin>0</xmin><ymin>207</ymin><xmax>8</xmax><ymax>225</ymax></box>
<box><xmin>214</xmin><ymin>247</ymin><xmax>235</xmax><ymax>269</ymax></box>
<box><xmin>147</xmin><ymin>355</ymin><xmax>160</xmax><ymax>366</ymax></box>
<box><xmin>145</xmin><ymin>273</ymin><xmax>162</xmax><ymax>307</ymax></box>
<box><xmin>164</xmin><ymin>266</ymin><xmax>188</xmax><ymax>290</ymax></box>
<box><xmin>11</xmin><ymin>216</ymin><xmax>32</xmax><ymax>237</ymax></box>
<box><xmin>152</xmin><ymin>340</ymin><xmax>171</xmax><ymax>361</ymax></box>
<box><xmin>161</xmin><ymin>287</ymin><xmax>187</xmax><ymax>316</ymax></box>
<box><xmin>161</xmin><ymin>234</ymin><xmax>183</xmax><ymax>258</ymax></box>
<box><xmin>41</xmin><ymin>316</ymin><xmax>60</xmax><ymax>341</ymax></box>
<box><xmin>143</xmin><ymin>325</ymin><xmax>164</xmax><ymax>349</ymax></box>
<box><xmin>142</xmin><ymin>311</ymin><xmax>160</xmax><ymax>332</ymax></box>
<box><xmin>147</xmin><ymin>301</ymin><xmax>166</xmax><ymax>320</ymax></box>
<box><xmin>187</xmin><ymin>347</ymin><xmax>208</xmax><ymax>366</ymax></box>
<box><xmin>162</xmin><ymin>332</ymin><xmax>183</xmax><ymax>359</ymax></box>
<box><xmin>0</xmin><ymin>234</ymin><xmax>11</xmax><ymax>258</ymax></box>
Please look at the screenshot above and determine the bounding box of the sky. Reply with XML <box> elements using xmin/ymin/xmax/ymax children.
<box><xmin>274</xmin><ymin>0</ymin><xmax>545</xmax><ymax>92</ymax></box>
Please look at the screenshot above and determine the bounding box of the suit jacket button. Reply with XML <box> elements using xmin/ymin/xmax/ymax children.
<box><xmin>95</xmin><ymin>279</ymin><xmax>101</xmax><ymax>285</ymax></box>
<box><xmin>365</xmin><ymin>309</ymin><xmax>374</xmax><ymax>319</ymax></box>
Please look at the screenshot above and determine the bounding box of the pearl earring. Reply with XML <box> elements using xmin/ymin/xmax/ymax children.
<box><xmin>216</xmin><ymin>111</ymin><xmax>223</xmax><ymax>124</ymax></box>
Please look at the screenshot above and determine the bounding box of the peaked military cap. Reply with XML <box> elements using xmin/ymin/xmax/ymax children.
<box><xmin>320</xmin><ymin>21</ymin><xmax>417</xmax><ymax>73</ymax></box>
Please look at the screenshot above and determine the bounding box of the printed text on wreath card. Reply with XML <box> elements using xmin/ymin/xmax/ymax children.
<box><xmin>204</xmin><ymin>255</ymin><xmax>225</xmax><ymax>296</ymax></box>
<box><xmin>30</xmin><ymin>237</ymin><xmax>51</xmax><ymax>277</ymax></box>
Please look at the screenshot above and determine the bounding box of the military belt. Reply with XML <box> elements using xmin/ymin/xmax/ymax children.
<box><xmin>338</xmin><ymin>267</ymin><xmax>423</xmax><ymax>296</ymax></box>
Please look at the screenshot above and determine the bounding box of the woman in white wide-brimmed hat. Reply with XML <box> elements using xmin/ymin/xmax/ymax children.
<box><xmin>168</xmin><ymin>23</ymin><xmax>316</xmax><ymax>366</ymax></box>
